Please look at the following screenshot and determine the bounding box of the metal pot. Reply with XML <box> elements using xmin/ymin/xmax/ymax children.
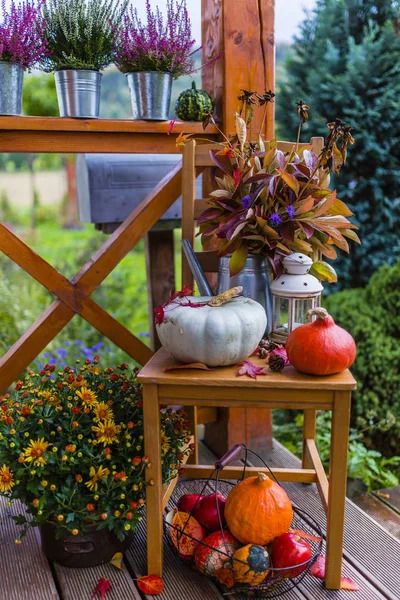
<box><xmin>54</xmin><ymin>70</ymin><xmax>102</xmax><ymax>118</ymax></box>
<box><xmin>0</xmin><ymin>61</ymin><xmax>24</xmax><ymax>115</ymax></box>
<box><xmin>217</xmin><ymin>254</ymin><xmax>273</xmax><ymax>334</ymax></box>
<box><xmin>126</xmin><ymin>71</ymin><xmax>173</xmax><ymax>120</ymax></box>
<box><xmin>40</xmin><ymin>522</ymin><xmax>134</xmax><ymax>568</ymax></box>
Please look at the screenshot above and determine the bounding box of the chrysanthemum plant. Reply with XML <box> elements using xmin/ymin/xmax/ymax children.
<box><xmin>0</xmin><ymin>358</ymin><xmax>193</xmax><ymax>542</ymax></box>
<box><xmin>0</xmin><ymin>0</ymin><xmax>50</xmax><ymax>69</ymax></box>
<box><xmin>41</xmin><ymin>0</ymin><xmax>128</xmax><ymax>72</ymax></box>
<box><xmin>191</xmin><ymin>92</ymin><xmax>360</xmax><ymax>280</ymax></box>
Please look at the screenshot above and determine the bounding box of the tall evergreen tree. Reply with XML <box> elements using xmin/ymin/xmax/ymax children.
<box><xmin>277</xmin><ymin>0</ymin><xmax>400</xmax><ymax>289</ymax></box>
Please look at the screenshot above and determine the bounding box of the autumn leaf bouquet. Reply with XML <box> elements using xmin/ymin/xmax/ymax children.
<box><xmin>0</xmin><ymin>357</ymin><xmax>193</xmax><ymax>543</ymax></box>
<box><xmin>195</xmin><ymin>92</ymin><xmax>359</xmax><ymax>279</ymax></box>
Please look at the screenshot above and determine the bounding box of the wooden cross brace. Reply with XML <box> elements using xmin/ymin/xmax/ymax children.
<box><xmin>0</xmin><ymin>162</ymin><xmax>184</xmax><ymax>391</ymax></box>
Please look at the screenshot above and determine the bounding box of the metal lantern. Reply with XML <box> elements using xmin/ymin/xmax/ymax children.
<box><xmin>270</xmin><ymin>253</ymin><xmax>323</xmax><ymax>343</ymax></box>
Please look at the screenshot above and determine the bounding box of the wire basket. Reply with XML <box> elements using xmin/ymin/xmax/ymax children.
<box><xmin>164</xmin><ymin>444</ymin><xmax>323</xmax><ymax>598</ymax></box>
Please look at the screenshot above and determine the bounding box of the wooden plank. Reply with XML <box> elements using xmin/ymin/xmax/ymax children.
<box><xmin>139</xmin><ymin>348</ymin><xmax>357</xmax><ymax>391</ymax></box>
<box><xmin>181</xmin><ymin>140</ymin><xmax>197</xmax><ymax>288</ymax></box>
<box><xmin>53</xmin><ymin>561</ymin><xmax>141</xmax><ymax>600</ymax></box>
<box><xmin>353</xmin><ymin>492</ymin><xmax>400</xmax><ymax>539</ymax></box>
<box><xmin>0</xmin><ymin>498</ymin><xmax>59</xmax><ymax>600</ymax></box>
<box><xmin>182</xmin><ymin>464</ymin><xmax>317</xmax><ymax>483</ymax></box>
<box><xmin>194</xmin><ymin>198</ymin><xmax>209</xmax><ymax>219</ymax></box>
<box><xmin>201</xmin><ymin>0</ymin><xmax>224</xmax><ymax>124</ymax></box>
<box><xmin>304</xmin><ymin>439</ymin><xmax>329</xmax><ymax>513</ymax></box>
<box><xmin>0</xmin><ymin>116</ymin><xmax>219</xmax><ymax>134</ymax></box>
<box><xmin>302</xmin><ymin>409</ymin><xmax>316</xmax><ymax>469</ymax></box>
<box><xmin>145</xmin><ymin>230</ymin><xmax>176</xmax><ymax>351</ymax></box>
<box><xmin>197</xmin><ymin>407</ymin><xmax>218</xmax><ymax>424</ymax></box>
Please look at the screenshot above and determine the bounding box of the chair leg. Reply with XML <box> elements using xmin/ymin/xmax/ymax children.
<box><xmin>302</xmin><ymin>409</ymin><xmax>316</xmax><ymax>469</ymax></box>
<box><xmin>143</xmin><ymin>383</ymin><xmax>163</xmax><ymax>576</ymax></box>
<box><xmin>185</xmin><ymin>405</ymin><xmax>199</xmax><ymax>465</ymax></box>
<box><xmin>325</xmin><ymin>391</ymin><xmax>351</xmax><ymax>589</ymax></box>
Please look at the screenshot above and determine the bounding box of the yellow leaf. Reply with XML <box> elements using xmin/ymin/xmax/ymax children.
<box><xmin>312</xmin><ymin>191</ymin><xmax>337</xmax><ymax>217</ymax></box>
<box><xmin>329</xmin><ymin>198</ymin><xmax>353</xmax><ymax>217</ymax></box>
<box><xmin>295</xmin><ymin>196</ymin><xmax>314</xmax><ymax>215</ymax></box>
<box><xmin>235</xmin><ymin>113</ymin><xmax>247</xmax><ymax>149</ymax></box>
<box><xmin>175</xmin><ymin>132</ymin><xmax>193</xmax><ymax>147</ymax></box>
<box><xmin>341</xmin><ymin>229</ymin><xmax>361</xmax><ymax>244</ymax></box>
<box><xmin>110</xmin><ymin>552</ymin><xmax>123</xmax><ymax>571</ymax></box>
<box><xmin>279</xmin><ymin>170</ymin><xmax>300</xmax><ymax>195</ymax></box>
<box><xmin>309</xmin><ymin>261</ymin><xmax>338</xmax><ymax>283</ymax></box>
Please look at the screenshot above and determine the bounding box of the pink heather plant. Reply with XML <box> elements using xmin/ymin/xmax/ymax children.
<box><xmin>0</xmin><ymin>0</ymin><xmax>50</xmax><ymax>70</ymax></box>
<box><xmin>113</xmin><ymin>0</ymin><xmax>198</xmax><ymax>79</ymax></box>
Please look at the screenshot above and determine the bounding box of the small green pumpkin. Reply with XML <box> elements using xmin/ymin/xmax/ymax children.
<box><xmin>233</xmin><ymin>544</ymin><xmax>270</xmax><ymax>586</ymax></box>
<box><xmin>175</xmin><ymin>81</ymin><xmax>213</xmax><ymax>121</ymax></box>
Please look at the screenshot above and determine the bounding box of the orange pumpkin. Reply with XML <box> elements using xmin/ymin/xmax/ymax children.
<box><xmin>225</xmin><ymin>472</ymin><xmax>293</xmax><ymax>545</ymax></box>
<box><xmin>286</xmin><ymin>307</ymin><xmax>356</xmax><ymax>376</ymax></box>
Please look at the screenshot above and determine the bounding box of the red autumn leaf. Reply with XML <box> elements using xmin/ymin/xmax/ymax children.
<box><xmin>155</xmin><ymin>306</ymin><xmax>164</xmax><ymax>325</ymax></box>
<box><xmin>289</xmin><ymin>529</ymin><xmax>322</xmax><ymax>542</ymax></box>
<box><xmin>163</xmin><ymin>362</ymin><xmax>213</xmax><ymax>372</ymax></box>
<box><xmin>137</xmin><ymin>575</ymin><xmax>165</xmax><ymax>595</ymax></box>
<box><xmin>270</xmin><ymin>347</ymin><xmax>291</xmax><ymax>366</ymax></box>
<box><xmin>237</xmin><ymin>360</ymin><xmax>269</xmax><ymax>380</ymax></box>
<box><xmin>90</xmin><ymin>577</ymin><xmax>111</xmax><ymax>600</ymax></box>
<box><xmin>310</xmin><ymin>555</ymin><xmax>360</xmax><ymax>591</ymax></box>
<box><xmin>167</xmin><ymin>117</ymin><xmax>176</xmax><ymax>135</ymax></box>
<box><xmin>310</xmin><ymin>555</ymin><xmax>325</xmax><ymax>579</ymax></box>
<box><xmin>341</xmin><ymin>578</ymin><xmax>360</xmax><ymax>591</ymax></box>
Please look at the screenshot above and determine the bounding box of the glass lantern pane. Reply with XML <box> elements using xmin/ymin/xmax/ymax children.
<box><xmin>272</xmin><ymin>297</ymin><xmax>289</xmax><ymax>341</ymax></box>
<box><xmin>294</xmin><ymin>299</ymin><xmax>313</xmax><ymax>326</ymax></box>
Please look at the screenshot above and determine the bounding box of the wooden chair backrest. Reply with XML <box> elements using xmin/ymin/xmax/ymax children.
<box><xmin>181</xmin><ymin>137</ymin><xmax>324</xmax><ymax>288</ymax></box>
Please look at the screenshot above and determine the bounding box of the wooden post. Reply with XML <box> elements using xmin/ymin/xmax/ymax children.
<box><xmin>201</xmin><ymin>0</ymin><xmax>275</xmax><ymax>454</ymax></box>
<box><xmin>202</xmin><ymin>0</ymin><xmax>275</xmax><ymax>139</ymax></box>
<box><xmin>145</xmin><ymin>229</ymin><xmax>176</xmax><ymax>351</ymax></box>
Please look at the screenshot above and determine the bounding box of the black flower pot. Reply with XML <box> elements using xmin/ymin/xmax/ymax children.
<box><xmin>40</xmin><ymin>522</ymin><xmax>134</xmax><ymax>568</ymax></box>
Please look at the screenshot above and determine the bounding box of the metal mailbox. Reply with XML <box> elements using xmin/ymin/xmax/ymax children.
<box><xmin>76</xmin><ymin>154</ymin><xmax>202</xmax><ymax>233</ymax></box>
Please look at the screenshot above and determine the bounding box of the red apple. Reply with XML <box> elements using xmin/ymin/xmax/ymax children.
<box><xmin>271</xmin><ymin>532</ymin><xmax>312</xmax><ymax>578</ymax></box>
<box><xmin>193</xmin><ymin>492</ymin><xmax>226</xmax><ymax>531</ymax></box>
<box><xmin>177</xmin><ymin>494</ymin><xmax>204</xmax><ymax>514</ymax></box>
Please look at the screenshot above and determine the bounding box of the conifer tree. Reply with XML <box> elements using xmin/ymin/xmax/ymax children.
<box><xmin>277</xmin><ymin>0</ymin><xmax>400</xmax><ymax>289</ymax></box>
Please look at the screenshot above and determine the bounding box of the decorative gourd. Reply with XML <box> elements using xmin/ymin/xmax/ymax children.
<box><xmin>233</xmin><ymin>544</ymin><xmax>270</xmax><ymax>586</ymax></box>
<box><xmin>225</xmin><ymin>472</ymin><xmax>293</xmax><ymax>545</ymax></box>
<box><xmin>167</xmin><ymin>509</ymin><xmax>206</xmax><ymax>562</ymax></box>
<box><xmin>156</xmin><ymin>290</ymin><xmax>267</xmax><ymax>367</ymax></box>
<box><xmin>286</xmin><ymin>307</ymin><xmax>356</xmax><ymax>375</ymax></box>
<box><xmin>175</xmin><ymin>81</ymin><xmax>213</xmax><ymax>121</ymax></box>
<box><xmin>194</xmin><ymin>530</ymin><xmax>240</xmax><ymax>577</ymax></box>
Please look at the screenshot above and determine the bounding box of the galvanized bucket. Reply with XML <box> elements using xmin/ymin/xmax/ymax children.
<box><xmin>55</xmin><ymin>70</ymin><xmax>102</xmax><ymax>118</ymax></box>
<box><xmin>126</xmin><ymin>71</ymin><xmax>172</xmax><ymax>120</ymax></box>
<box><xmin>0</xmin><ymin>61</ymin><xmax>24</xmax><ymax>115</ymax></box>
<box><xmin>217</xmin><ymin>254</ymin><xmax>273</xmax><ymax>333</ymax></box>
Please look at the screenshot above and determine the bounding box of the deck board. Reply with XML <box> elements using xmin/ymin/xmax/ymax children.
<box><xmin>0</xmin><ymin>498</ymin><xmax>59</xmax><ymax>600</ymax></box>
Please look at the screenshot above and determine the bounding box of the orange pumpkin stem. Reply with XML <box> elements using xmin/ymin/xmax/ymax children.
<box><xmin>257</xmin><ymin>472</ymin><xmax>269</xmax><ymax>482</ymax></box>
<box><xmin>306</xmin><ymin>307</ymin><xmax>329</xmax><ymax>321</ymax></box>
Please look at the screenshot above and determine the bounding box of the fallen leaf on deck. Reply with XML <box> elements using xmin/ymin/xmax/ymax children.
<box><xmin>376</xmin><ymin>491</ymin><xmax>390</xmax><ymax>499</ymax></box>
<box><xmin>90</xmin><ymin>577</ymin><xmax>111</xmax><ymax>600</ymax></box>
<box><xmin>110</xmin><ymin>552</ymin><xmax>123</xmax><ymax>570</ymax></box>
<box><xmin>237</xmin><ymin>360</ymin><xmax>269</xmax><ymax>380</ymax></box>
<box><xmin>289</xmin><ymin>529</ymin><xmax>322</xmax><ymax>542</ymax></box>
<box><xmin>164</xmin><ymin>362</ymin><xmax>212</xmax><ymax>372</ymax></box>
<box><xmin>310</xmin><ymin>555</ymin><xmax>359</xmax><ymax>591</ymax></box>
<box><xmin>137</xmin><ymin>575</ymin><xmax>165</xmax><ymax>595</ymax></box>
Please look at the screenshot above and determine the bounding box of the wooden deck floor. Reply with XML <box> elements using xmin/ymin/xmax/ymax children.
<box><xmin>1</xmin><ymin>440</ymin><xmax>399</xmax><ymax>600</ymax></box>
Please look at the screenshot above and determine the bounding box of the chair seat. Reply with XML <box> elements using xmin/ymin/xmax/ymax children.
<box><xmin>138</xmin><ymin>347</ymin><xmax>357</xmax><ymax>391</ymax></box>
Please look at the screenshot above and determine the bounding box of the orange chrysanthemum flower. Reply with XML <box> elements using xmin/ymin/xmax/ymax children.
<box><xmin>93</xmin><ymin>402</ymin><xmax>114</xmax><ymax>423</ymax></box>
<box><xmin>76</xmin><ymin>387</ymin><xmax>98</xmax><ymax>407</ymax></box>
<box><xmin>85</xmin><ymin>465</ymin><xmax>110</xmax><ymax>491</ymax></box>
<box><xmin>92</xmin><ymin>420</ymin><xmax>121</xmax><ymax>446</ymax></box>
<box><xmin>0</xmin><ymin>464</ymin><xmax>14</xmax><ymax>492</ymax></box>
<box><xmin>23</xmin><ymin>438</ymin><xmax>51</xmax><ymax>467</ymax></box>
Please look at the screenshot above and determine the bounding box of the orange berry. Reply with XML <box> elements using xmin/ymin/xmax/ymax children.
<box><xmin>87</xmin><ymin>504</ymin><xmax>95</xmax><ymax>511</ymax></box>
<box><xmin>75</xmin><ymin>474</ymin><xmax>83</xmax><ymax>482</ymax></box>
<box><xmin>101</xmin><ymin>513</ymin><xmax>108</xmax><ymax>520</ymax></box>
<box><xmin>71</xmin><ymin>421</ymin><xmax>79</xmax><ymax>428</ymax></box>
<box><xmin>57</xmin><ymin>515</ymin><xmax>64</xmax><ymax>522</ymax></box>
<box><xmin>125</xmin><ymin>512</ymin><xmax>133</xmax><ymax>520</ymax></box>
<box><xmin>114</xmin><ymin>511</ymin><xmax>121</xmax><ymax>518</ymax></box>
<box><xmin>130</xmin><ymin>501</ymin><xmax>138</xmax><ymax>510</ymax></box>
<box><xmin>132</xmin><ymin>456</ymin><xmax>141</xmax><ymax>465</ymax></box>
<box><xmin>71</xmin><ymin>529</ymin><xmax>79</xmax><ymax>536</ymax></box>
<box><xmin>32</xmin><ymin>499</ymin><xmax>39</xmax><ymax>507</ymax></box>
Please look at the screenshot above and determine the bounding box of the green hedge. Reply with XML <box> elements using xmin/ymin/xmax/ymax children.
<box><xmin>324</xmin><ymin>261</ymin><xmax>400</xmax><ymax>456</ymax></box>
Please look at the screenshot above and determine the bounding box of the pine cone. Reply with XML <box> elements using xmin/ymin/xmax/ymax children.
<box><xmin>268</xmin><ymin>353</ymin><xmax>285</xmax><ymax>372</ymax></box>
<box><xmin>258</xmin><ymin>339</ymin><xmax>280</xmax><ymax>357</ymax></box>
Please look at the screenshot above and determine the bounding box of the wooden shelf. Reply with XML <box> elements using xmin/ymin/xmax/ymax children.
<box><xmin>0</xmin><ymin>116</ymin><xmax>219</xmax><ymax>154</ymax></box>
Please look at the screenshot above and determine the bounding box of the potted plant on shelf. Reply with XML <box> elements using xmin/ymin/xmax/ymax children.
<box><xmin>0</xmin><ymin>0</ymin><xmax>49</xmax><ymax>115</ymax></box>
<box><xmin>41</xmin><ymin>0</ymin><xmax>128</xmax><ymax>118</ymax></box>
<box><xmin>113</xmin><ymin>0</ymin><xmax>198</xmax><ymax>120</ymax></box>
<box><xmin>0</xmin><ymin>357</ymin><xmax>193</xmax><ymax>567</ymax></box>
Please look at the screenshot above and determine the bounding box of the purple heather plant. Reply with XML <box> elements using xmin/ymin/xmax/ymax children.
<box><xmin>0</xmin><ymin>0</ymin><xmax>49</xmax><ymax>70</ymax></box>
<box><xmin>113</xmin><ymin>0</ymin><xmax>198</xmax><ymax>78</ymax></box>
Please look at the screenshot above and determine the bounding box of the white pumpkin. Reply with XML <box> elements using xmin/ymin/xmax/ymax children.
<box><xmin>156</xmin><ymin>295</ymin><xmax>267</xmax><ymax>367</ymax></box>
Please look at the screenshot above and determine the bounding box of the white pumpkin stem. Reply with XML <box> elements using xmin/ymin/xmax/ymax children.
<box><xmin>208</xmin><ymin>286</ymin><xmax>243</xmax><ymax>307</ymax></box>
<box><xmin>307</xmin><ymin>307</ymin><xmax>329</xmax><ymax>321</ymax></box>
<box><xmin>258</xmin><ymin>471</ymin><xmax>269</xmax><ymax>482</ymax></box>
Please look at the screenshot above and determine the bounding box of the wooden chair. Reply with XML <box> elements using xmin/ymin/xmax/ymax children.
<box><xmin>180</xmin><ymin>137</ymin><xmax>324</xmax><ymax>457</ymax></box>
<box><xmin>139</xmin><ymin>135</ymin><xmax>357</xmax><ymax>590</ymax></box>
